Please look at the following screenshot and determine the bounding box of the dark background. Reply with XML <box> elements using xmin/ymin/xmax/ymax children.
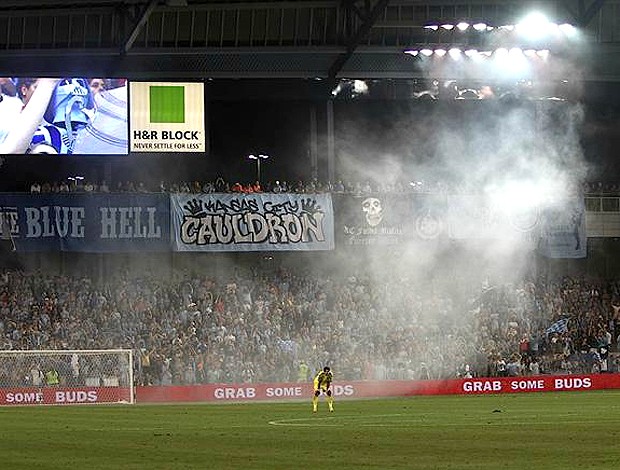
<box><xmin>1</xmin><ymin>77</ymin><xmax>619</xmax><ymax>190</ymax></box>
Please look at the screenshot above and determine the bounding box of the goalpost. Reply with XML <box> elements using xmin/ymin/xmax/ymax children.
<box><xmin>0</xmin><ymin>349</ymin><xmax>134</xmax><ymax>406</ymax></box>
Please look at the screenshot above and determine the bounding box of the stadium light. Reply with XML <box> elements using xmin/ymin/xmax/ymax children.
<box><xmin>559</xmin><ymin>23</ymin><xmax>577</xmax><ymax>37</ymax></box>
<box><xmin>441</xmin><ymin>24</ymin><xmax>455</xmax><ymax>30</ymax></box>
<box><xmin>516</xmin><ymin>12</ymin><xmax>550</xmax><ymax>39</ymax></box>
<box><xmin>420</xmin><ymin>49</ymin><xmax>434</xmax><ymax>56</ymax></box>
<box><xmin>248</xmin><ymin>154</ymin><xmax>269</xmax><ymax>182</ymax></box>
<box><xmin>456</xmin><ymin>22</ymin><xmax>470</xmax><ymax>31</ymax></box>
<box><xmin>404</xmin><ymin>49</ymin><xmax>419</xmax><ymax>56</ymax></box>
<box><xmin>472</xmin><ymin>22</ymin><xmax>487</xmax><ymax>31</ymax></box>
<box><xmin>449</xmin><ymin>48</ymin><xmax>462</xmax><ymax>59</ymax></box>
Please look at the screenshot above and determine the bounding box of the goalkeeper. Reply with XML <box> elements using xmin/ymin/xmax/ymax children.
<box><xmin>312</xmin><ymin>366</ymin><xmax>334</xmax><ymax>413</ymax></box>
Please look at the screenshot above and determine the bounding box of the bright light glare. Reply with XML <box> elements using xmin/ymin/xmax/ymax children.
<box><xmin>464</xmin><ymin>49</ymin><xmax>478</xmax><ymax>57</ymax></box>
<box><xmin>487</xmin><ymin>180</ymin><xmax>554</xmax><ymax>212</ymax></box>
<box><xmin>420</xmin><ymin>48</ymin><xmax>433</xmax><ymax>56</ymax></box>
<box><xmin>353</xmin><ymin>80</ymin><xmax>369</xmax><ymax>94</ymax></box>
<box><xmin>404</xmin><ymin>49</ymin><xmax>419</xmax><ymax>56</ymax></box>
<box><xmin>456</xmin><ymin>22</ymin><xmax>469</xmax><ymax>31</ymax></box>
<box><xmin>559</xmin><ymin>23</ymin><xmax>577</xmax><ymax>36</ymax></box>
<box><xmin>516</xmin><ymin>12</ymin><xmax>550</xmax><ymax>39</ymax></box>
<box><xmin>537</xmin><ymin>49</ymin><xmax>550</xmax><ymax>59</ymax></box>
<box><xmin>509</xmin><ymin>47</ymin><xmax>523</xmax><ymax>57</ymax></box>
<box><xmin>424</xmin><ymin>25</ymin><xmax>439</xmax><ymax>31</ymax></box>
<box><xmin>441</xmin><ymin>24</ymin><xmax>454</xmax><ymax>30</ymax></box>
<box><xmin>472</xmin><ymin>22</ymin><xmax>487</xmax><ymax>31</ymax></box>
<box><xmin>524</xmin><ymin>49</ymin><xmax>537</xmax><ymax>58</ymax></box>
<box><xmin>449</xmin><ymin>48</ymin><xmax>462</xmax><ymax>59</ymax></box>
<box><xmin>434</xmin><ymin>49</ymin><xmax>447</xmax><ymax>57</ymax></box>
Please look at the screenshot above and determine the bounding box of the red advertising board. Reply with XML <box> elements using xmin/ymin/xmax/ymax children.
<box><xmin>136</xmin><ymin>374</ymin><xmax>620</xmax><ymax>404</ymax></box>
<box><xmin>4</xmin><ymin>374</ymin><xmax>618</xmax><ymax>405</ymax></box>
<box><xmin>0</xmin><ymin>387</ymin><xmax>130</xmax><ymax>406</ymax></box>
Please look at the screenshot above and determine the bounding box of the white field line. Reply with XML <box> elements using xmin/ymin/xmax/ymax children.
<box><xmin>267</xmin><ymin>414</ymin><xmax>620</xmax><ymax>428</ymax></box>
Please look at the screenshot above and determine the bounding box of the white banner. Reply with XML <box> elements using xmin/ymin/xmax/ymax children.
<box><xmin>171</xmin><ymin>193</ymin><xmax>335</xmax><ymax>252</ymax></box>
<box><xmin>447</xmin><ymin>195</ymin><xmax>541</xmax><ymax>241</ymax></box>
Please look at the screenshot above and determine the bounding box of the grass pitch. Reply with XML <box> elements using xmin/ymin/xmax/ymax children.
<box><xmin>2</xmin><ymin>391</ymin><xmax>620</xmax><ymax>469</ymax></box>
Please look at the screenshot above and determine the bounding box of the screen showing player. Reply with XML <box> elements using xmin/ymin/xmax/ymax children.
<box><xmin>0</xmin><ymin>77</ymin><xmax>128</xmax><ymax>155</ymax></box>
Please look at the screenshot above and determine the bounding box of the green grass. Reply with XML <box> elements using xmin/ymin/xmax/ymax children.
<box><xmin>2</xmin><ymin>391</ymin><xmax>620</xmax><ymax>469</ymax></box>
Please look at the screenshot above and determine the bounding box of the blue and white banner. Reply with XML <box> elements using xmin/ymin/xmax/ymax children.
<box><xmin>538</xmin><ymin>197</ymin><xmax>587</xmax><ymax>259</ymax></box>
<box><xmin>447</xmin><ymin>195</ymin><xmax>541</xmax><ymax>241</ymax></box>
<box><xmin>411</xmin><ymin>194</ymin><xmax>448</xmax><ymax>240</ymax></box>
<box><xmin>171</xmin><ymin>193</ymin><xmax>334</xmax><ymax>251</ymax></box>
<box><xmin>545</xmin><ymin>318</ymin><xmax>569</xmax><ymax>336</ymax></box>
<box><xmin>0</xmin><ymin>194</ymin><xmax>169</xmax><ymax>252</ymax></box>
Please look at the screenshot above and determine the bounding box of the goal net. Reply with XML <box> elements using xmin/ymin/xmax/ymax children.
<box><xmin>0</xmin><ymin>349</ymin><xmax>134</xmax><ymax>405</ymax></box>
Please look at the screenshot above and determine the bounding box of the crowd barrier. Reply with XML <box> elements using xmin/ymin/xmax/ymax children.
<box><xmin>135</xmin><ymin>373</ymin><xmax>620</xmax><ymax>404</ymax></box>
<box><xmin>3</xmin><ymin>374</ymin><xmax>618</xmax><ymax>406</ymax></box>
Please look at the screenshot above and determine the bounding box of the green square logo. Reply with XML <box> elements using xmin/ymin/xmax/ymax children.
<box><xmin>149</xmin><ymin>86</ymin><xmax>185</xmax><ymax>123</ymax></box>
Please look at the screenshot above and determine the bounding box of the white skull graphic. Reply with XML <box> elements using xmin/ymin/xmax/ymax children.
<box><xmin>361</xmin><ymin>197</ymin><xmax>383</xmax><ymax>227</ymax></box>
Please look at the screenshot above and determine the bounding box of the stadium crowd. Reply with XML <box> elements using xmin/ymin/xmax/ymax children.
<box><xmin>0</xmin><ymin>266</ymin><xmax>618</xmax><ymax>387</ymax></box>
<box><xmin>24</xmin><ymin>177</ymin><xmax>617</xmax><ymax>196</ymax></box>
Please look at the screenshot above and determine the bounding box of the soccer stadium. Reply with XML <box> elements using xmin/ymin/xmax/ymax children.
<box><xmin>2</xmin><ymin>0</ymin><xmax>620</xmax><ymax>468</ymax></box>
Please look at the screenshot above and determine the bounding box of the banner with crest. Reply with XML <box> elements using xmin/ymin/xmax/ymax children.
<box><xmin>333</xmin><ymin>194</ymin><xmax>412</xmax><ymax>246</ymax></box>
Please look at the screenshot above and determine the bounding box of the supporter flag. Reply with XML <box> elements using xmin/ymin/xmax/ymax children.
<box><xmin>545</xmin><ymin>318</ymin><xmax>568</xmax><ymax>336</ymax></box>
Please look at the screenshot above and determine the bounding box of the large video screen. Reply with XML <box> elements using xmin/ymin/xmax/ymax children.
<box><xmin>0</xmin><ymin>77</ymin><xmax>127</xmax><ymax>155</ymax></box>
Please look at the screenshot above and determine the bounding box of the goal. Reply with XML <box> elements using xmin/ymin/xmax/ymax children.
<box><xmin>0</xmin><ymin>349</ymin><xmax>134</xmax><ymax>406</ymax></box>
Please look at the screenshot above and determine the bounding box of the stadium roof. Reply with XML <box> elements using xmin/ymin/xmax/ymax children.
<box><xmin>0</xmin><ymin>0</ymin><xmax>618</xmax><ymax>82</ymax></box>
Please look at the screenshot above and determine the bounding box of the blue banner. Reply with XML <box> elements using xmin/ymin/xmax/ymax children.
<box><xmin>171</xmin><ymin>193</ymin><xmax>334</xmax><ymax>252</ymax></box>
<box><xmin>0</xmin><ymin>194</ymin><xmax>169</xmax><ymax>252</ymax></box>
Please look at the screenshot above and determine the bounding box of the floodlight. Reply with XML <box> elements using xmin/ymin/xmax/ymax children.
<box><xmin>449</xmin><ymin>48</ymin><xmax>462</xmax><ymax>59</ymax></box>
<box><xmin>441</xmin><ymin>24</ymin><xmax>454</xmax><ymax>30</ymax></box>
<box><xmin>509</xmin><ymin>47</ymin><xmax>523</xmax><ymax>57</ymax></box>
<box><xmin>420</xmin><ymin>49</ymin><xmax>433</xmax><ymax>56</ymax></box>
<box><xmin>456</xmin><ymin>22</ymin><xmax>469</xmax><ymax>31</ymax></box>
<box><xmin>516</xmin><ymin>12</ymin><xmax>550</xmax><ymax>39</ymax></box>
<box><xmin>559</xmin><ymin>23</ymin><xmax>577</xmax><ymax>36</ymax></box>
<box><xmin>472</xmin><ymin>23</ymin><xmax>487</xmax><ymax>31</ymax></box>
<box><xmin>434</xmin><ymin>49</ymin><xmax>447</xmax><ymax>57</ymax></box>
<box><xmin>464</xmin><ymin>49</ymin><xmax>478</xmax><ymax>57</ymax></box>
<box><xmin>353</xmin><ymin>80</ymin><xmax>369</xmax><ymax>94</ymax></box>
<box><xmin>404</xmin><ymin>49</ymin><xmax>419</xmax><ymax>56</ymax></box>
